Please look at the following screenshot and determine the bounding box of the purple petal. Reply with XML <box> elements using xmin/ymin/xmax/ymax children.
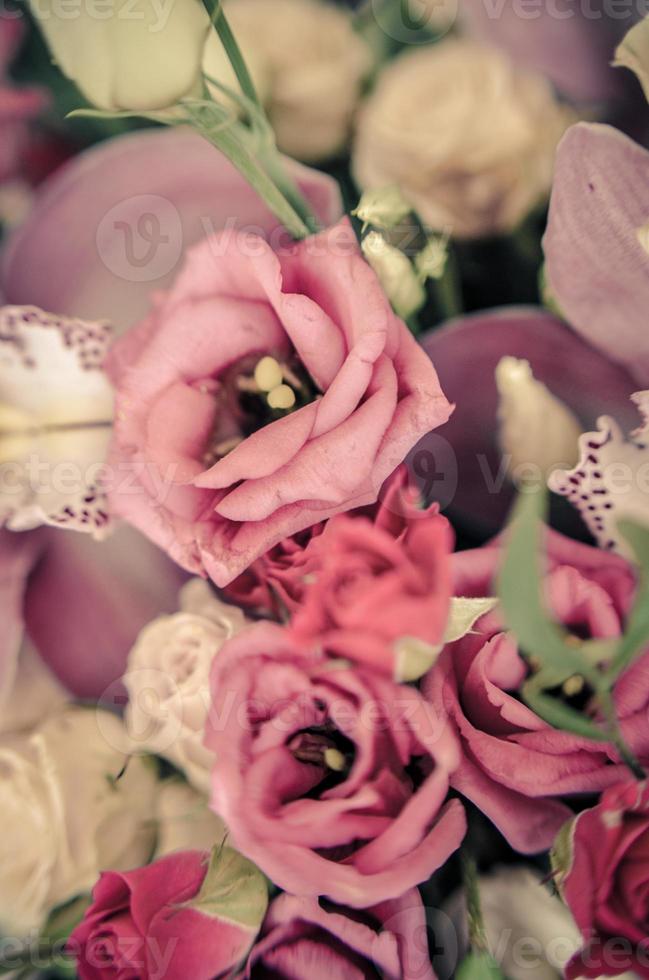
<box><xmin>544</xmin><ymin>122</ymin><xmax>649</xmax><ymax>387</ymax></box>
<box><xmin>1</xmin><ymin>127</ymin><xmax>342</xmax><ymax>332</ymax></box>
<box><xmin>462</xmin><ymin>1</ymin><xmax>630</xmax><ymax>103</ymax></box>
<box><xmin>418</xmin><ymin>307</ymin><xmax>637</xmax><ymax>534</ymax></box>
<box><xmin>24</xmin><ymin>525</ymin><xmax>185</xmax><ymax>700</ymax></box>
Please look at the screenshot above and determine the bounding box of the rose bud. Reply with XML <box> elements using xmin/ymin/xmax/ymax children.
<box><xmin>69</xmin><ymin>846</ymin><xmax>268</xmax><ymax>980</ymax></box>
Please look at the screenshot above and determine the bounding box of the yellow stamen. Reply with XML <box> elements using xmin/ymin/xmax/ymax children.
<box><xmin>267</xmin><ymin>385</ymin><xmax>296</xmax><ymax>410</ymax></box>
<box><xmin>562</xmin><ymin>675</ymin><xmax>584</xmax><ymax>698</ymax></box>
<box><xmin>254</xmin><ymin>356</ymin><xmax>283</xmax><ymax>393</ymax></box>
<box><xmin>324</xmin><ymin>748</ymin><xmax>346</xmax><ymax>772</ymax></box>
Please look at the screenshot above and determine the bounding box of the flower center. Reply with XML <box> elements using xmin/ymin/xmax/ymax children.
<box><xmin>200</xmin><ymin>352</ymin><xmax>318</xmax><ymax>465</ymax></box>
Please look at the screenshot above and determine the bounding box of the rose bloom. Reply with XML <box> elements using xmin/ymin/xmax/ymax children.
<box><xmin>205</xmin><ymin>622</ymin><xmax>466</xmax><ymax>907</ymax></box>
<box><xmin>0</xmin><ymin>706</ymin><xmax>157</xmax><ymax>938</ymax></box>
<box><xmin>353</xmin><ymin>39</ymin><xmax>572</xmax><ymax>238</ymax></box>
<box><xmin>204</xmin><ymin>0</ymin><xmax>372</xmax><ymax>162</ymax></box>
<box><xmin>69</xmin><ymin>849</ymin><xmax>262</xmax><ymax>980</ymax></box>
<box><xmin>124</xmin><ymin>579</ymin><xmax>249</xmax><ymax>794</ymax></box>
<box><xmin>244</xmin><ymin>889</ymin><xmax>435</xmax><ymax>979</ymax></box>
<box><xmin>561</xmin><ymin>780</ymin><xmax>649</xmax><ymax>979</ymax></box>
<box><xmin>225</xmin><ymin>466</ymin><xmax>450</xmax><ymax>651</ymax></box>
<box><xmin>289</xmin><ymin>471</ymin><xmax>453</xmax><ymax>678</ymax></box>
<box><xmin>422</xmin><ymin>529</ymin><xmax>640</xmax><ymax>854</ymax></box>
<box><xmin>107</xmin><ymin>218</ymin><xmax>451</xmax><ymax>587</ymax></box>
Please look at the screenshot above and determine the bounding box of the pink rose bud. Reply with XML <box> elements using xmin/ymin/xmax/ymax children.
<box><xmin>69</xmin><ymin>848</ymin><xmax>268</xmax><ymax>980</ymax></box>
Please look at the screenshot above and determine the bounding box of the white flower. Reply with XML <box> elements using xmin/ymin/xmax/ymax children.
<box><xmin>361</xmin><ymin>231</ymin><xmax>425</xmax><ymax>320</ymax></box>
<box><xmin>444</xmin><ymin>866</ymin><xmax>636</xmax><ymax>980</ymax></box>
<box><xmin>124</xmin><ymin>580</ymin><xmax>249</xmax><ymax>793</ymax></box>
<box><xmin>615</xmin><ymin>16</ymin><xmax>649</xmax><ymax>103</ymax></box>
<box><xmin>154</xmin><ymin>779</ymin><xmax>227</xmax><ymax>858</ymax></box>
<box><xmin>496</xmin><ymin>356</ymin><xmax>581</xmax><ymax>481</ymax></box>
<box><xmin>0</xmin><ymin>706</ymin><xmax>157</xmax><ymax>938</ymax></box>
<box><xmin>353</xmin><ymin>39</ymin><xmax>572</xmax><ymax>239</ymax></box>
<box><xmin>204</xmin><ymin>0</ymin><xmax>373</xmax><ymax>162</ymax></box>
<box><xmin>0</xmin><ymin>306</ymin><xmax>114</xmax><ymax>536</ymax></box>
<box><xmin>549</xmin><ymin>390</ymin><xmax>649</xmax><ymax>558</ymax></box>
<box><xmin>0</xmin><ymin>641</ymin><xmax>68</xmax><ymax>738</ymax></box>
<box><xmin>29</xmin><ymin>0</ymin><xmax>210</xmax><ymax>111</ymax></box>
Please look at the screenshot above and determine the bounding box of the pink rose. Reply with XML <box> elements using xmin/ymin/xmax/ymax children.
<box><xmin>106</xmin><ymin>218</ymin><xmax>451</xmax><ymax>587</ymax></box>
<box><xmin>561</xmin><ymin>780</ymin><xmax>649</xmax><ymax>979</ymax></box>
<box><xmin>222</xmin><ymin>465</ymin><xmax>422</xmax><ymax>618</ymax></box>
<box><xmin>422</xmin><ymin>529</ymin><xmax>638</xmax><ymax>853</ymax></box>
<box><xmin>69</xmin><ymin>851</ymin><xmax>260</xmax><ymax>980</ymax></box>
<box><xmin>244</xmin><ymin>890</ymin><xmax>435</xmax><ymax>980</ymax></box>
<box><xmin>205</xmin><ymin>622</ymin><xmax>466</xmax><ymax>907</ymax></box>
<box><xmin>289</xmin><ymin>471</ymin><xmax>453</xmax><ymax>676</ymax></box>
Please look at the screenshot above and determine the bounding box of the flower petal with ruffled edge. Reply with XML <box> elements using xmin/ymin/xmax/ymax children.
<box><xmin>0</xmin><ymin>305</ymin><xmax>114</xmax><ymax>536</ymax></box>
<box><xmin>549</xmin><ymin>390</ymin><xmax>649</xmax><ymax>557</ymax></box>
<box><xmin>544</xmin><ymin>123</ymin><xmax>649</xmax><ymax>387</ymax></box>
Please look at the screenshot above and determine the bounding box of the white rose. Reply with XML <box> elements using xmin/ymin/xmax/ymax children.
<box><xmin>0</xmin><ymin>641</ymin><xmax>68</xmax><ymax>738</ymax></box>
<box><xmin>353</xmin><ymin>39</ymin><xmax>573</xmax><ymax>238</ymax></box>
<box><xmin>204</xmin><ymin>0</ymin><xmax>373</xmax><ymax>162</ymax></box>
<box><xmin>124</xmin><ymin>580</ymin><xmax>249</xmax><ymax>793</ymax></box>
<box><xmin>154</xmin><ymin>779</ymin><xmax>226</xmax><ymax>858</ymax></box>
<box><xmin>29</xmin><ymin>0</ymin><xmax>209</xmax><ymax>111</ymax></box>
<box><xmin>0</xmin><ymin>706</ymin><xmax>157</xmax><ymax>938</ymax></box>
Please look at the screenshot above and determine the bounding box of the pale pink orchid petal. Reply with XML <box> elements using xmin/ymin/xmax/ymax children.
<box><xmin>2</xmin><ymin>127</ymin><xmax>343</xmax><ymax>333</ymax></box>
<box><xmin>0</xmin><ymin>305</ymin><xmax>114</xmax><ymax>536</ymax></box>
<box><xmin>549</xmin><ymin>390</ymin><xmax>649</xmax><ymax>556</ymax></box>
<box><xmin>544</xmin><ymin>123</ymin><xmax>649</xmax><ymax>387</ymax></box>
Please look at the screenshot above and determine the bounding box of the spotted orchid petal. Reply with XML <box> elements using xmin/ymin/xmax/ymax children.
<box><xmin>0</xmin><ymin>305</ymin><xmax>114</xmax><ymax>536</ymax></box>
<box><xmin>419</xmin><ymin>307</ymin><xmax>637</xmax><ymax>535</ymax></box>
<box><xmin>544</xmin><ymin>123</ymin><xmax>649</xmax><ymax>388</ymax></box>
<box><xmin>549</xmin><ymin>391</ymin><xmax>649</xmax><ymax>557</ymax></box>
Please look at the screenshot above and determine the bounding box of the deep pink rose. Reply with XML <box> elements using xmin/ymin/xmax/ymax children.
<box><xmin>243</xmin><ymin>890</ymin><xmax>435</xmax><ymax>980</ymax></box>
<box><xmin>69</xmin><ymin>851</ymin><xmax>258</xmax><ymax>980</ymax></box>
<box><xmin>205</xmin><ymin>622</ymin><xmax>466</xmax><ymax>907</ymax></box>
<box><xmin>222</xmin><ymin>465</ymin><xmax>424</xmax><ymax>619</ymax></box>
<box><xmin>562</xmin><ymin>781</ymin><xmax>649</xmax><ymax>979</ymax></box>
<box><xmin>106</xmin><ymin>218</ymin><xmax>451</xmax><ymax>587</ymax></box>
<box><xmin>289</xmin><ymin>473</ymin><xmax>453</xmax><ymax>677</ymax></box>
<box><xmin>0</xmin><ymin>18</ymin><xmax>46</xmax><ymax>183</ymax></box>
<box><xmin>423</xmin><ymin>529</ymin><xmax>639</xmax><ymax>853</ymax></box>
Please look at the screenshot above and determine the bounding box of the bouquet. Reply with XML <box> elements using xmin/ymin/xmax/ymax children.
<box><xmin>2</xmin><ymin>1</ymin><xmax>649</xmax><ymax>978</ymax></box>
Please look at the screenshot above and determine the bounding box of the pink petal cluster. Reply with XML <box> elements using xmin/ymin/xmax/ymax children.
<box><xmin>106</xmin><ymin>218</ymin><xmax>451</xmax><ymax>587</ymax></box>
<box><xmin>69</xmin><ymin>851</ymin><xmax>256</xmax><ymax>980</ymax></box>
<box><xmin>244</xmin><ymin>890</ymin><xmax>435</xmax><ymax>980</ymax></box>
<box><xmin>205</xmin><ymin>622</ymin><xmax>466</xmax><ymax>907</ymax></box>
<box><xmin>423</xmin><ymin>529</ymin><xmax>640</xmax><ymax>852</ymax></box>
<box><xmin>562</xmin><ymin>780</ymin><xmax>649</xmax><ymax>979</ymax></box>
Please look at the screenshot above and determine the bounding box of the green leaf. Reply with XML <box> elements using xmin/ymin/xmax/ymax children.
<box><xmin>456</xmin><ymin>952</ymin><xmax>506</xmax><ymax>980</ymax></box>
<box><xmin>550</xmin><ymin>816</ymin><xmax>576</xmax><ymax>894</ymax></box>
<box><xmin>189</xmin><ymin>844</ymin><xmax>268</xmax><ymax>931</ymax></box>
<box><xmin>201</xmin><ymin>0</ymin><xmax>262</xmax><ymax>110</ymax></box>
<box><xmin>522</xmin><ymin>681</ymin><xmax>609</xmax><ymax>741</ymax></box>
<box><xmin>608</xmin><ymin>519</ymin><xmax>649</xmax><ymax>678</ymax></box>
<box><xmin>498</xmin><ymin>488</ymin><xmax>596</xmax><ymax>686</ymax></box>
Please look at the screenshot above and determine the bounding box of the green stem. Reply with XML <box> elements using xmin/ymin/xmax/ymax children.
<box><xmin>461</xmin><ymin>851</ymin><xmax>490</xmax><ymax>956</ymax></box>
<box><xmin>599</xmin><ymin>688</ymin><xmax>646</xmax><ymax>781</ymax></box>
<box><xmin>202</xmin><ymin>0</ymin><xmax>261</xmax><ymax>109</ymax></box>
<box><xmin>432</xmin><ymin>248</ymin><xmax>462</xmax><ymax>322</ymax></box>
<box><xmin>261</xmin><ymin>153</ymin><xmax>321</xmax><ymax>236</ymax></box>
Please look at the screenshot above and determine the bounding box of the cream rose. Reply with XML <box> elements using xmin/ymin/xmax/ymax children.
<box><xmin>29</xmin><ymin>0</ymin><xmax>209</xmax><ymax>111</ymax></box>
<box><xmin>124</xmin><ymin>580</ymin><xmax>249</xmax><ymax>793</ymax></box>
<box><xmin>353</xmin><ymin>39</ymin><xmax>573</xmax><ymax>238</ymax></box>
<box><xmin>0</xmin><ymin>706</ymin><xmax>157</xmax><ymax>938</ymax></box>
<box><xmin>204</xmin><ymin>0</ymin><xmax>373</xmax><ymax>162</ymax></box>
